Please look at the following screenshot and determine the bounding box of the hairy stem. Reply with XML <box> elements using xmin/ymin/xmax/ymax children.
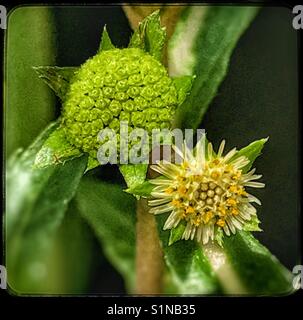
<box><xmin>135</xmin><ymin>198</ymin><xmax>164</xmax><ymax>294</ymax></box>
<box><xmin>126</xmin><ymin>5</ymin><xmax>185</xmax><ymax>294</ymax></box>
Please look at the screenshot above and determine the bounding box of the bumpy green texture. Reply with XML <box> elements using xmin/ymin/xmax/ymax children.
<box><xmin>61</xmin><ymin>48</ymin><xmax>178</xmax><ymax>158</ymax></box>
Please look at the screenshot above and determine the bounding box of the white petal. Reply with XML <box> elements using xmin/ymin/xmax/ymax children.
<box><xmin>150</xmin><ymin>164</ymin><xmax>177</xmax><ymax>179</ymax></box>
<box><xmin>197</xmin><ymin>226</ymin><xmax>203</xmax><ymax>242</ymax></box>
<box><xmin>242</xmin><ymin>174</ymin><xmax>262</xmax><ymax>182</ymax></box>
<box><xmin>152</xmin><ymin>185</ymin><xmax>169</xmax><ymax>192</ymax></box>
<box><xmin>223</xmin><ymin>148</ymin><xmax>237</xmax><ymax>162</ymax></box>
<box><xmin>235</xmin><ymin>160</ymin><xmax>250</xmax><ymax>169</ymax></box>
<box><xmin>209</xmin><ymin>223</ymin><xmax>215</xmax><ymax>240</ymax></box>
<box><xmin>150</xmin><ymin>179</ymin><xmax>173</xmax><ymax>186</ymax></box>
<box><xmin>242</xmin><ymin>168</ymin><xmax>256</xmax><ymax>179</ymax></box>
<box><xmin>217</xmin><ymin>140</ymin><xmax>226</xmax><ymax>158</ymax></box>
<box><xmin>239</xmin><ymin>212</ymin><xmax>250</xmax><ymax>220</ymax></box>
<box><xmin>226</xmin><ymin>218</ymin><xmax>236</xmax><ymax>234</ymax></box>
<box><xmin>190</xmin><ymin>227</ymin><xmax>196</xmax><ymax>240</ymax></box>
<box><xmin>164</xmin><ymin>211</ymin><xmax>180</xmax><ymax>229</ymax></box>
<box><xmin>238</xmin><ymin>206</ymin><xmax>253</xmax><ymax>220</ymax></box>
<box><xmin>240</xmin><ymin>203</ymin><xmax>256</xmax><ymax>215</ymax></box>
<box><xmin>247</xmin><ymin>194</ymin><xmax>261</xmax><ymax>205</ymax></box>
<box><xmin>159</xmin><ymin>162</ymin><xmax>181</xmax><ymax>175</ymax></box>
<box><xmin>151</xmin><ymin>191</ymin><xmax>172</xmax><ymax>198</ymax></box>
<box><xmin>223</xmin><ymin>224</ymin><xmax>230</xmax><ymax>236</ymax></box>
<box><xmin>230</xmin><ymin>217</ymin><xmax>243</xmax><ymax>230</ymax></box>
<box><xmin>172</xmin><ymin>144</ymin><xmax>185</xmax><ymax>161</ymax></box>
<box><xmin>231</xmin><ymin>156</ymin><xmax>249</xmax><ymax>169</ymax></box>
<box><xmin>148</xmin><ymin>198</ymin><xmax>171</xmax><ymax>206</ymax></box>
<box><xmin>173</xmin><ymin>217</ymin><xmax>181</xmax><ymax>228</ymax></box>
<box><xmin>149</xmin><ymin>204</ymin><xmax>174</xmax><ymax>214</ymax></box>
<box><xmin>203</xmin><ymin>226</ymin><xmax>210</xmax><ymax>244</ymax></box>
<box><xmin>207</xmin><ymin>142</ymin><xmax>214</xmax><ymax>160</ymax></box>
<box><xmin>244</xmin><ymin>181</ymin><xmax>265</xmax><ymax>188</ymax></box>
<box><xmin>183</xmin><ymin>223</ymin><xmax>193</xmax><ymax>240</ymax></box>
<box><xmin>195</xmin><ymin>135</ymin><xmax>206</xmax><ymax>166</ymax></box>
<box><xmin>184</xmin><ymin>142</ymin><xmax>195</xmax><ymax>163</ymax></box>
<box><xmin>234</xmin><ymin>215</ymin><xmax>245</xmax><ymax>224</ymax></box>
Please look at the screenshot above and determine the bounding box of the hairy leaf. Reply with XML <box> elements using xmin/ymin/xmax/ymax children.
<box><xmin>125</xmin><ymin>179</ymin><xmax>153</xmax><ymax>198</ymax></box>
<box><xmin>98</xmin><ymin>25</ymin><xmax>116</xmax><ymax>52</ymax></box>
<box><xmin>168</xmin><ymin>221</ymin><xmax>186</xmax><ymax>246</ymax></box>
<box><xmin>86</xmin><ymin>156</ymin><xmax>101</xmax><ymax>172</ymax></box>
<box><xmin>242</xmin><ymin>215</ymin><xmax>262</xmax><ymax>232</ymax></box>
<box><xmin>33</xmin><ymin>66</ymin><xmax>78</xmax><ymax>100</ymax></box>
<box><xmin>231</xmin><ymin>137</ymin><xmax>268</xmax><ymax>173</ymax></box>
<box><xmin>119</xmin><ymin>163</ymin><xmax>148</xmax><ymax>190</ymax></box>
<box><xmin>169</xmin><ymin>6</ymin><xmax>260</xmax><ymax>129</ymax></box>
<box><xmin>34</xmin><ymin>124</ymin><xmax>83</xmax><ymax>168</ymax></box>
<box><xmin>173</xmin><ymin>75</ymin><xmax>196</xmax><ymax>106</ymax></box>
<box><xmin>129</xmin><ymin>9</ymin><xmax>166</xmax><ymax>61</ymax></box>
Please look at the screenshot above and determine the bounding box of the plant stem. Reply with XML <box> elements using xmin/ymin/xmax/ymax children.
<box><xmin>125</xmin><ymin>6</ymin><xmax>184</xmax><ymax>294</ymax></box>
<box><xmin>135</xmin><ymin>198</ymin><xmax>164</xmax><ymax>294</ymax></box>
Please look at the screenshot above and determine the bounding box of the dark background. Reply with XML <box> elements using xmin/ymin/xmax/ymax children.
<box><xmin>3</xmin><ymin>5</ymin><xmax>300</xmax><ymax>294</ymax></box>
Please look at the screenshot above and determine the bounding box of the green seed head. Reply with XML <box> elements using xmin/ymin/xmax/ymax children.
<box><xmin>62</xmin><ymin>48</ymin><xmax>178</xmax><ymax>158</ymax></box>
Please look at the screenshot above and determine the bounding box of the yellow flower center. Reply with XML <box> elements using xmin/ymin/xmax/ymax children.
<box><xmin>169</xmin><ymin>158</ymin><xmax>247</xmax><ymax>229</ymax></box>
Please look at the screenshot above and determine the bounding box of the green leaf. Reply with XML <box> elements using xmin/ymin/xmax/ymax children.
<box><xmin>156</xmin><ymin>215</ymin><xmax>222</xmax><ymax>294</ymax></box>
<box><xmin>75</xmin><ymin>175</ymin><xmax>136</xmax><ymax>292</ymax></box>
<box><xmin>173</xmin><ymin>75</ymin><xmax>196</xmax><ymax>106</ymax></box>
<box><xmin>34</xmin><ymin>123</ymin><xmax>83</xmax><ymax>168</ymax></box>
<box><xmin>33</xmin><ymin>66</ymin><xmax>78</xmax><ymax>100</ymax></box>
<box><xmin>6</xmin><ymin>124</ymin><xmax>88</xmax><ymax>293</ymax></box>
<box><xmin>10</xmin><ymin>200</ymin><xmax>95</xmax><ymax>294</ymax></box>
<box><xmin>242</xmin><ymin>215</ymin><xmax>262</xmax><ymax>232</ymax></box>
<box><xmin>223</xmin><ymin>231</ymin><xmax>294</xmax><ymax>295</ymax></box>
<box><xmin>169</xmin><ymin>7</ymin><xmax>260</xmax><ymax>129</ymax></box>
<box><xmin>5</xmin><ymin>7</ymin><xmax>57</xmax><ymax>157</ymax></box>
<box><xmin>6</xmin><ymin>122</ymin><xmax>58</xmax><ymax>237</ymax></box>
<box><xmin>98</xmin><ymin>25</ymin><xmax>115</xmax><ymax>52</ymax></box>
<box><xmin>43</xmin><ymin>201</ymin><xmax>95</xmax><ymax>294</ymax></box>
<box><xmin>119</xmin><ymin>163</ymin><xmax>148</xmax><ymax>189</ymax></box>
<box><xmin>125</xmin><ymin>179</ymin><xmax>154</xmax><ymax>198</ymax></box>
<box><xmin>232</xmin><ymin>137</ymin><xmax>268</xmax><ymax>173</ymax></box>
<box><xmin>86</xmin><ymin>156</ymin><xmax>101</xmax><ymax>172</ymax></box>
<box><xmin>168</xmin><ymin>221</ymin><xmax>186</xmax><ymax>246</ymax></box>
<box><xmin>129</xmin><ymin>10</ymin><xmax>166</xmax><ymax>61</ymax></box>
<box><xmin>215</xmin><ymin>227</ymin><xmax>224</xmax><ymax>247</ymax></box>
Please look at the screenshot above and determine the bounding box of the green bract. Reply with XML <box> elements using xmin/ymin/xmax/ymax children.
<box><xmin>61</xmin><ymin>48</ymin><xmax>178</xmax><ymax>157</ymax></box>
<box><xmin>34</xmin><ymin>11</ymin><xmax>194</xmax><ymax>170</ymax></box>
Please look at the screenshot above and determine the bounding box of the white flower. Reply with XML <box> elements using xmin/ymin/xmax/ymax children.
<box><xmin>148</xmin><ymin>135</ymin><xmax>265</xmax><ymax>245</ymax></box>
